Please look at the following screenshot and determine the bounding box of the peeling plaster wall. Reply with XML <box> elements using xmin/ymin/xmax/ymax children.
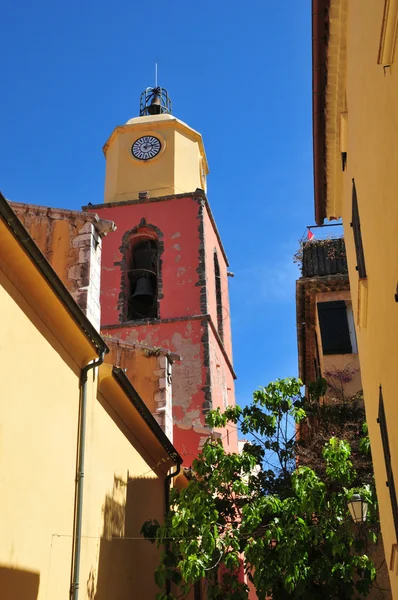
<box><xmin>103</xmin><ymin>319</ymin><xmax>207</xmax><ymax>465</ymax></box>
<box><xmin>207</xmin><ymin>324</ymin><xmax>238</xmax><ymax>452</ymax></box>
<box><xmin>104</xmin><ymin>339</ymin><xmax>174</xmax><ymax>442</ymax></box>
<box><xmin>104</xmin><ymin>341</ymin><xmax>160</xmax><ymax>413</ymax></box>
<box><xmin>88</xmin><ymin>193</ymin><xmax>238</xmax><ymax>465</ymax></box>
<box><xmin>11</xmin><ymin>203</ymin><xmax>105</xmax><ymax>329</ymax></box>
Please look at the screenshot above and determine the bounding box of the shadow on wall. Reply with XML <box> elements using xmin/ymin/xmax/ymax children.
<box><xmin>94</xmin><ymin>475</ymin><xmax>164</xmax><ymax>600</ymax></box>
<box><xmin>0</xmin><ymin>565</ymin><xmax>40</xmax><ymax>600</ymax></box>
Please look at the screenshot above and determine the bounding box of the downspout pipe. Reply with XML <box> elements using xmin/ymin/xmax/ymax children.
<box><xmin>164</xmin><ymin>462</ymin><xmax>182</xmax><ymax>596</ymax></box>
<box><xmin>70</xmin><ymin>351</ymin><xmax>105</xmax><ymax>600</ymax></box>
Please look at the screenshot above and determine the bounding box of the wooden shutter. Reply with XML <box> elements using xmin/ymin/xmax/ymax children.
<box><xmin>317</xmin><ymin>301</ymin><xmax>352</xmax><ymax>355</ymax></box>
<box><xmin>351</xmin><ymin>179</ymin><xmax>367</xmax><ymax>279</ymax></box>
<box><xmin>378</xmin><ymin>387</ymin><xmax>398</xmax><ymax>541</ymax></box>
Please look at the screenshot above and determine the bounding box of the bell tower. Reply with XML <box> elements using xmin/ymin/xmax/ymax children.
<box><xmin>103</xmin><ymin>86</ymin><xmax>208</xmax><ymax>204</ymax></box>
<box><xmin>85</xmin><ymin>87</ymin><xmax>237</xmax><ymax>465</ymax></box>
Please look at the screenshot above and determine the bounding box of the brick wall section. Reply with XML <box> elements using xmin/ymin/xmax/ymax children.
<box><xmin>71</xmin><ymin>221</ymin><xmax>102</xmax><ymax>329</ymax></box>
<box><xmin>11</xmin><ymin>202</ymin><xmax>114</xmax><ymax>330</ymax></box>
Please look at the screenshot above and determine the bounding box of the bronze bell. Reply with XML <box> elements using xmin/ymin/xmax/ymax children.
<box><xmin>131</xmin><ymin>276</ymin><xmax>155</xmax><ymax>299</ymax></box>
<box><xmin>147</xmin><ymin>94</ymin><xmax>161</xmax><ymax>115</ymax></box>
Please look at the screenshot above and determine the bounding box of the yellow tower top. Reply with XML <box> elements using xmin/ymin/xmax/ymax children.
<box><xmin>103</xmin><ymin>88</ymin><xmax>209</xmax><ymax>203</ymax></box>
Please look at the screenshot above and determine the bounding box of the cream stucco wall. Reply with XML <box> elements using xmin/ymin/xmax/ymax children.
<box><xmin>174</xmin><ymin>126</ymin><xmax>203</xmax><ymax>194</ymax></box>
<box><xmin>0</xmin><ymin>264</ymin><xmax>166</xmax><ymax>600</ymax></box>
<box><xmin>79</xmin><ymin>387</ymin><xmax>164</xmax><ymax>600</ymax></box>
<box><xmin>0</xmin><ymin>267</ymin><xmax>80</xmax><ymax>599</ymax></box>
<box><xmin>323</xmin><ymin>0</ymin><xmax>398</xmax><ymax>594</ymax></box>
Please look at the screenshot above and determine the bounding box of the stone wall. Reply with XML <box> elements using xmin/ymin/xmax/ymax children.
<box><xmin>11</xmin><ymin>202</ymin><xmax>114</xmax><ymax>330</ymax></box>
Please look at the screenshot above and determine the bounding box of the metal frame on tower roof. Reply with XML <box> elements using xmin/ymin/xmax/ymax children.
<box><xmin>140</xmin><ymin>87</ymin><xmax>172</xmax><ymax>117</ymax></box>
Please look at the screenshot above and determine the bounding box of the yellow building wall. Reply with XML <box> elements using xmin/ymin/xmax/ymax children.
<box><xmin>105</xmin><ymin>122</ymin><xmax>176</xmax><ymax>202</ymax></box>
<box><xmin>334</xmin><ymin>0</ymin><xmax>398</xmax><ymax>592</ymax></box>
<box><xmin>79</xmin><ymin>388</ymin><xmax>164</xmax><ymax>600</ymax></box>
<box><xmin>0</xmin><ymin>266</ymin><xmax>165</xmax><ymax>599</ymax></box>
<box><xmin>0</xmin><ymin>267</ymin><xmax>80</xmax><ymax>599</ymax></box>
<box><xmin>174</xmin><ymin>128</ymin><xmax>202</xmax><ymax>194</ymax></box>
<box><xmin>103</xmin><ymin>114</ymin><xmax>207</xmax><ymax>203</ymax></box>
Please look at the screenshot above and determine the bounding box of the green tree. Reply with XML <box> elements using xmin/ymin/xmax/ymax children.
<box><xmin>142</xmin><ymin>378</ymin><xmax>378</xmax><ymax>599</ymax></box>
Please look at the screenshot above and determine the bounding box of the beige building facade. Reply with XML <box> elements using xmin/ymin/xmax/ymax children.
<box><xmin>312</xmin><ymin>0</ymin><xmax>398</xmax><ymax>594</ymax></box>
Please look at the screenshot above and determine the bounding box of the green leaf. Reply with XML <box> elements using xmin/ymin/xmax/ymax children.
<box><xmin>147</xmin><ymin>376</ymin><xmax>378</xmax><ymax>600</ymax></box>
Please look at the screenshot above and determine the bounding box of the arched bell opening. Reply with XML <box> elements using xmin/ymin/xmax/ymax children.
<box><xmin>125</xmin><ymin>231</ymin><xmax>159</xmax><ymax>320</ymax></box>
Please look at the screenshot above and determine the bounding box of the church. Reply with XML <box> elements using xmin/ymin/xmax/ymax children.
<box><xmin>0</xmin><ymin>87</ymin><xmax>238</xmax><ymax>599</ymax></box>
<box><xmin>85</xmin><ymin>86</ymin><xmax>238</xmax><ymax>463</ymax></box>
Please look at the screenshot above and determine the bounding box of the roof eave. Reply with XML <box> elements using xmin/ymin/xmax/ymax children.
<box><xmin>112</xmin><ymin>367</ymin><xmax>182</xmax><ymax>466</ymax></box>
<box><xmin>312</xmin><ymin>0</ymin><xmax>330</xmax><ymax>226</ymax></box>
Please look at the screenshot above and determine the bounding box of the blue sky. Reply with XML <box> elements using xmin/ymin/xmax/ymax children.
<box><xmin>0</xmin><ymin>0</ymin><xmax>314</xmax><ymax>407</ymax></box>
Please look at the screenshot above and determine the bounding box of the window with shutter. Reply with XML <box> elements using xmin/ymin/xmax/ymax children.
<box><xmin>317</xmin><ymin>301</ymin><xmax>352</xmax><ymax>355</ymax></box>
<box><xmin>378</xmin><ymin>387</ymin><xmax>398</xmax><ymax>541</ymax></box>
<box><xmin>351</xmin><ymin>179</ymin><xmax>367</xmax><ymax>279</ymax></box>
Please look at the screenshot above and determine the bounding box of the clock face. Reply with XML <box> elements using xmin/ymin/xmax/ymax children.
<box><xmin>131</xmin><ymin>136</ymin><xmax>161</xmax><ymax>161</ymax></box>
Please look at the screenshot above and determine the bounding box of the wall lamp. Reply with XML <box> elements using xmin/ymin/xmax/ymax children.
<box><xmin>348</xmin><ymin>493</ymin><xmax>368</xmax><ymax>524</ymax></box>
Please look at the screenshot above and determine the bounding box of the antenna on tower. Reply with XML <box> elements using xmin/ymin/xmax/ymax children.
<box><xmin>155</xmin><ymin>62</ymin><xmax>158</xmax><ymax>88</ymax></box>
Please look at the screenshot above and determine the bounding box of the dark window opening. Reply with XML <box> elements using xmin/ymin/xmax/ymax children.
<box><xmin>317</xmin><ymin>300</ymin><xmax>352</xmax><ymax>355</ymax></box>
<box><xmin>351</xmin><ymin>179</ymin><xmax>367</xmax><ymax>279</ymax></box>
<box><xmin>214</xmin><ymin>252</ymin><xmax>224</xmax><ymax>342</ymax></box>
<box><xmin>378</xmin><ymin>387</ymin><xmax>398</xmax><ymax>541</ymax></box>
<box><xmin>127</xmin><ymin>239</ymin><xmax>158</xmax><ymax>320</ymax></box>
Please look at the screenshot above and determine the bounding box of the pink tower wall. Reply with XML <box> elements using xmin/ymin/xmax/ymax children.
<box><xmin>86</xmin><ymin>191</ymin><xmax>238</xmax><ymax>464</ymax></box>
